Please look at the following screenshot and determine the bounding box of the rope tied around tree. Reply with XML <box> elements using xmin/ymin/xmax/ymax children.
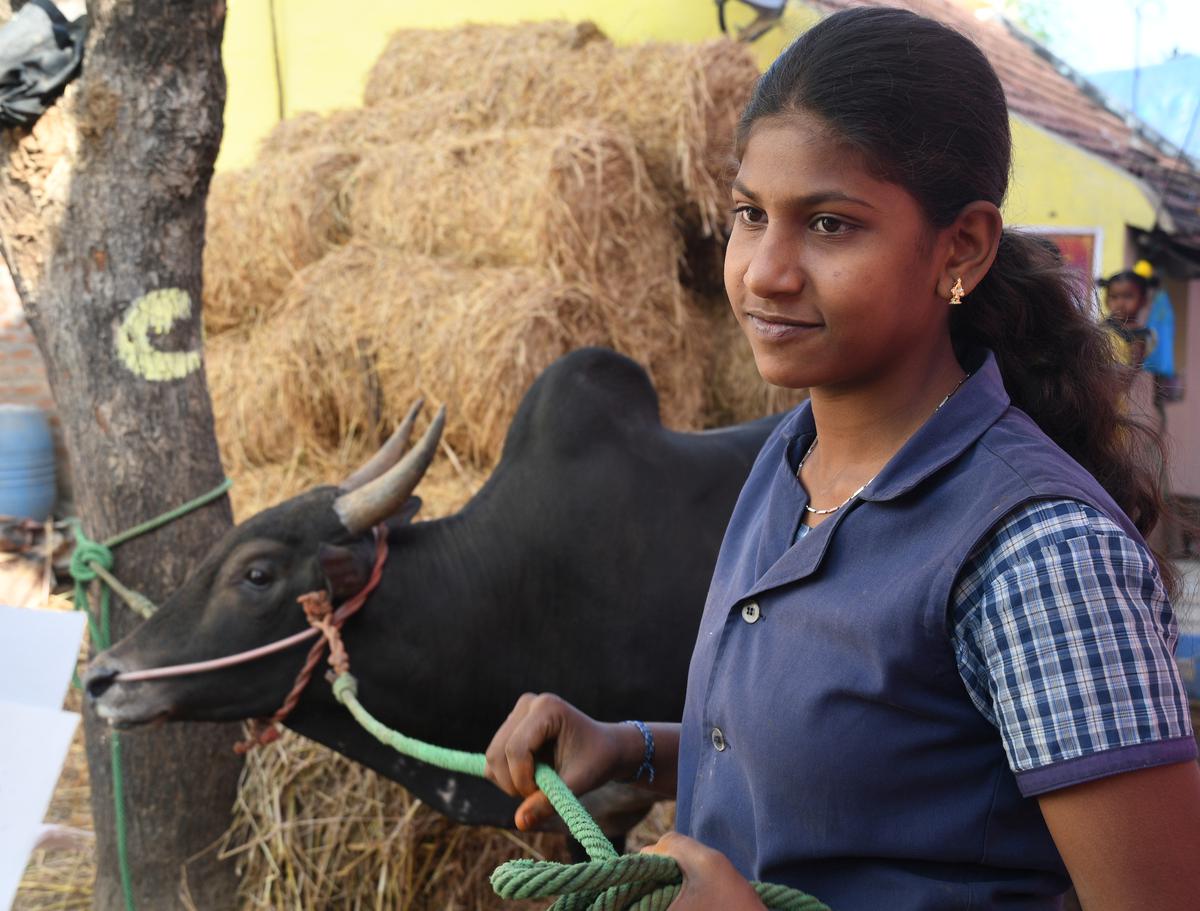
<box><xmin>68</xmin><ymin>534</ymin><xmax>113</xmax><ymax>581</ymax></box>
<box><xmin>67</xmin><ymin>478</ymin><xmax>233</xmax><ymax>911</ymax></box>
<box><xmin>310</xmin><ymin>615</ymin><xmax>831</xmax><ymax>911</ymax></box>
<box><xmin>68</xmin><ymin>477</ymin><xmax>234</xmax><ymax>622</ymax></box>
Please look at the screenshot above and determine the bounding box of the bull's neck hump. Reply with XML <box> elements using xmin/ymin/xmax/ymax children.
<box><xmin>376</xmin><ymin>504</ymin><xmax>522</xmax><ymax>615</ymax></box>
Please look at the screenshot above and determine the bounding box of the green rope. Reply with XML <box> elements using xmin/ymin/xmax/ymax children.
<box><xmin>86</xmin><ymin>563</ymin><xmax>158</xmax><ymax>620</ymax></box>
<box><xmin>110</xmin><ymin>732</ymin><xmax>135</xmax><ymax>910</ymax></box>
<box><xmin>102</xmin><ymin>478</ymin><xmax>234</xmax><ymax>549</ymax></box>
<box><xmin>68</xmin><ymin>478</ymin><xmax>233</xmax><ymax>620</ymax></box>
<box><xmin>68</xmin><ymin>478</ymin><xmax>233</xmax><ymax>911</ymax></box>
<box><xmin>330</xmin><ymin>673</ymin><xmax>831</xmax><ymax>911</ymax></box>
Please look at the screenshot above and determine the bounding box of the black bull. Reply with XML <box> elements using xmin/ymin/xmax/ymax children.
<box><xmin>86</xmin><ymin>348</ymin><xmax>783</xmax><ymax>835</ymax></box>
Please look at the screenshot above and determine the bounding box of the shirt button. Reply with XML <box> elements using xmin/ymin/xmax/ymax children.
<box><xmin>741</xmin><ymin>600</ymin><xmax>761</xmax><ymax>624</ymax></box>
<box><xmin>711</xmin><ymin>727</ymin><xmax>727</xmax><ymax>752</ymax></box>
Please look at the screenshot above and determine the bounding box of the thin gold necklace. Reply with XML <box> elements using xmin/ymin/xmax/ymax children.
<box><xmin>798</xmin><ymin>372</ymin><xmax>970</xmax><ymax>516</ymax></box>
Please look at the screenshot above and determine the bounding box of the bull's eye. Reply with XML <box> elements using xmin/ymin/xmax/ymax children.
<box><xmin>244</xmin><ymin>567</ymin><xmax>273</xmax><ymax>588</ymax></box>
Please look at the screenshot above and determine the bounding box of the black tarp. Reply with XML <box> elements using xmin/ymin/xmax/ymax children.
<box><xmin>0</xmin><ymin>0</ymin><xmax>85</xmax><ymax>128</ymax></box>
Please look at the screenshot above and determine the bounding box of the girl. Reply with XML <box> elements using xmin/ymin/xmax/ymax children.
<box><xmin>1101</xmin><ymin>268</ymin><xmax>1155</xmax><ymax>367</ymax></box>
<box><xmin>484</xmin><ymin>8</ymin><xmax>1200</xmax><ymax>910</ymax></box>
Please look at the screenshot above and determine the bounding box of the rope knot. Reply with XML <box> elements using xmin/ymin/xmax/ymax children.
<box><xmin>331</xmin><ymin>672</ymin><xmax>358</xmax><ymax>702</ymax></box>
<box><xmin>299</xmin><ymin>590</ymin><xmax>350</xmax><ymax>675</ymax></box>
<box><xmin>298</xmin><ymin>590</ymin><xmax>333</xmax><ymax>622</ymax></box>
<box><xmin>70</xmin><ymin>537</ymin><xmax>114</xmax><ymax>583</ymax></box>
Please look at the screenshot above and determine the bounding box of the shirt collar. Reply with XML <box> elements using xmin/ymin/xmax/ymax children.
<box><xmin>778</xmin><ymin>349</ymin><xmax>1010</xmax><ymax>504</ymax></box>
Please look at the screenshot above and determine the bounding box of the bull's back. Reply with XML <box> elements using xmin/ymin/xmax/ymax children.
<box><xmin>478</xmin><ymin>348</ymin><xmax>787</xmax><ymax>717</ymax></box>
<box><xmin>497</xmin><ymin>347</ymin><xmax>665</xmax><ymax>464</ymax></box>
<box><xmin>499</xmin><ymin>347</ymin><xmax>783</xmax><ymax>471</ymax></box>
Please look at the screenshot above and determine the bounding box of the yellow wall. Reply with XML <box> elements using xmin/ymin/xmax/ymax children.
<box><xmin>217</xmin><ymin>1</ymin><xmax>1160</xmax><ymax>279</ymax></box>
<box><xmin>220</xmin><ymin>0</ymin><xmax>280</xmax><ymax>171</ymax></box>
<box><xmin>1006</xmin><ymin>115</ymin><xmax>1158</xmax><ymax>278</ymax></box>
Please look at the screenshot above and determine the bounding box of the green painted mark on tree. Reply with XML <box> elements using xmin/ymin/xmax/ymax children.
<box><xmin>116</xmin><ymin>289</ymin><xmax>202</xmax><ymax>382</ymax></box>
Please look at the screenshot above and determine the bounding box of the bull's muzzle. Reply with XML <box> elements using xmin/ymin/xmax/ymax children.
<box><xmin>82</xmin><ymin>657</ymin><xmax>170</xmax><ymax>728</ymax></box>
<box><xmin>83</xmin><ymin>662</ymin><xmax>119</xmax><ymax>700</ymax></box>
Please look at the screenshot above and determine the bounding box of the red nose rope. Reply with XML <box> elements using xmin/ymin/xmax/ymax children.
<box><xmin>111</xmin><ymin>526</ymin><xmax>390</xmax><ymax>754</ymax></box>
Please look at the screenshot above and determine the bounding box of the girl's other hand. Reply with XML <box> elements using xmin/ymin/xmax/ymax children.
<box><xmin>641</xmin><ymin>833</ymin><xmax>767</xmax><ymax>910</ymax></box>
<box><xmin>483</xmin><ymin>692</ymin><xmax>641</xmax><ymax>830</ymax></box>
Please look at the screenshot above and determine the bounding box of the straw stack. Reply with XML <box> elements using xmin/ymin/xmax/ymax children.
<box><xmin>362</xmin><ymin>24</ymin><xmax>760</xmax><ymax>233</ymax></box>
<box><xmin>220</xmin><ymin>732</ymin><xmax>569</xmax><ymax>911</ymax></box>
<box><xmin>362</xmin><ymin>21</ymin><xmax>609</xmax><ymax>102</ymax></box>
<box><xmin>256</xmin><ymin>91</ymin><xmax>497</xmax><ymax>159</ymax></box>
<box><xmin>210</xmin><ymin>243</ymin><xmax>707</xmax><ymax>469</ymax></box>
<box><xmin>345</xmin><ymin>126</ymin><xmax>681</xmax><ymax>288</ymax></box>
<box><xmin>203</xmin><ymin>146</ymin><xmax>358</xmax><ymax>334</ymax></box>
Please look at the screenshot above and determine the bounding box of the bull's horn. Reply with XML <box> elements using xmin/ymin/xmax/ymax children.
<box><xmin>340</xmin><ymin>399</ymin><xmax>424</xmax><ymax>492</ymax></box>
<box><xmin>333</xmin><ymin>406</ymin><xmax>446</xmax><ymax>533</ymax></box>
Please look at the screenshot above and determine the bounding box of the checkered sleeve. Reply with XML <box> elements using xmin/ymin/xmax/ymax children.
<box><xmin>951</xmin><ymin>499</ymin><xmax>1196</xmax><ymax>796</ymax></box>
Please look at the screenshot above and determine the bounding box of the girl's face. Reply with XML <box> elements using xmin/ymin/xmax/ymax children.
<box><xmin>1106</xmin><ymin>279</ymin><xmax>1146</xmax><ymax>323</ymax></box>
<box><xmin>724</xmin><ymin>113</ymin><xmax>950</xmax><ymax>391</ymax></box>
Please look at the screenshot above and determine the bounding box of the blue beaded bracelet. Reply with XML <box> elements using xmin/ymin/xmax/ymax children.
<box><xmin>622</xmin><ymin>719</ymin><xmax>655</xmax><ymax>783</ymax></box>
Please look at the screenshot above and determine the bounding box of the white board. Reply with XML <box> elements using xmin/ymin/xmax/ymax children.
<box><xmin>0</xmin><ymin>700</ymin><xmax>79</xmax><ymax>911</ymax></box>
<box><xmin>0</xmin><ymin>605</ymin><xmax>86</xmax><ymax>911</ymax></box>
<box><xmin>0</xmin><ymin>604</ymin><xmax>86</xmax><ymax>710</ymax></box>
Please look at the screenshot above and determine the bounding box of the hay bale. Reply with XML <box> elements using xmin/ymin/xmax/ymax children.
<box><xmin>208</xmin><ymin>295</ymin><xmax>404</xmax><ymax>472</ymax></box>
<box><xmin>224</xmin><ymin>454</ymin><xmax>336</xmax><ymax>521</ymax></box>
<box><xmin>255</xmin><ymin>108</ymin><xmax>363</xmax><ymax>158</ymax></box>
<box><xmin>208</xmin><ymin>243</ymin><xmax>707</xmax><ymax>471</ymax></box>
<box><xmin>362</xmin><ymin>21</ymin><xmax>609</xmax><ymax>102</ymax></box>
<box><xmin>220</xmin><ymin>730</ymin><xmax>566</xmax><ymax>911</ymax></box>
<box><xmin>206</xmin><ymin>326</ymin><xmax>305</xmax><ymax>468</ymax></box>
<box><xmin>702</xmin><ymin>302</ymin><xmax>809</xmax><ymax>425</ymax></box>
<box><xmin>203</xmin><ymin>146</ymin><xmax>359</xmax><ymax>335</ymax></box>
<box><xmin>256</xmin><ymin>91</ymin><xmax>502</xmax><ymax>160</ymax></box>
<box><xmin>362</xmin><ymin>24</ymin><xmax>759</xmax><ymax>233</ymax></box>
<box><xmin>346</xmin><ymin>126</ymin><xmax>681</xmax><ymax>290</ymax></box>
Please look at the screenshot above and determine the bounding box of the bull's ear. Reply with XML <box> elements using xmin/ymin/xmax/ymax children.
<box><xmin>388</xmin><ymin>496</ymin><xmax>422</xmax><ymax>528</ymax></box>
<box><xmin>318</xmin><ymin>542</ymin><xmax>372</xmax><ymax>602</ymax></box>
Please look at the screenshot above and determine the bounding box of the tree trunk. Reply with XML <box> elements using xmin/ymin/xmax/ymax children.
<box><xmin>0</xmin><ymin>2</ymin><xmax>242</xmax><ymax>908</ymax></box>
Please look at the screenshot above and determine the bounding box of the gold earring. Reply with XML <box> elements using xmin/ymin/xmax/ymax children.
<box><xmin>949</xmin><ymin>277</ymin><xmax>965</xmax><ymax>306</ymax></box>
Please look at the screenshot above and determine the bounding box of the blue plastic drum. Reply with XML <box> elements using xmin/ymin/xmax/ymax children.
<box><xmin>0</xmin><ymin>404</ymin><xmax>57</xmax><ymax>521</ymax></box>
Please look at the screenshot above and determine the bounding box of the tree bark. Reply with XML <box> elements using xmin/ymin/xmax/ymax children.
<box><xmin>0</xmin><ymin>2</ymin><xmax>242</xmax><ymax>908</ymax></box>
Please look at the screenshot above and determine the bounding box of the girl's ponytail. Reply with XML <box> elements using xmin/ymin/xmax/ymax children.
<box><xmin>951</xmin><ymin>231</ymin><xmax>1170</xmax><ymax>569</ymax></box>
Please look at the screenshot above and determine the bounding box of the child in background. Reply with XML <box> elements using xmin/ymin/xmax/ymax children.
<box><xmin>485</xmin><ymin>9</ymin><xmax>1200</xmax><ymax>910</ymax></box>
<box><xmin>1101</xmin><ymin>268</ymin><xmax>1155</xmax><ymax>366</ymax></box>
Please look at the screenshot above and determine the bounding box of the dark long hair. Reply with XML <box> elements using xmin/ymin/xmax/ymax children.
<box><xmin>738</xmin><ymin>7</ymin><xmax>1177</xmax><ymax>592</ymax></box>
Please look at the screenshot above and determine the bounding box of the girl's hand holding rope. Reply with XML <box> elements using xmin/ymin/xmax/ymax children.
<box><xmin>484</xmin><ymin>692</ymin><xmax>648</xmax><ymax>831</ymax></box>
<box><xmin>641</xmin><ymin>832</ymin><xmax>767</xmax><ymax>910</ymax></box>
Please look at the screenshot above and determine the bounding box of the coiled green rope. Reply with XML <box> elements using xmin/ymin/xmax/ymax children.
<box><xmin>331</xmin><ymin>673</ymin><xmax>831</xmax><ymax>911</ymax></box>
<box><xmin>68</xmin><ymin>478</ymin><xmax>233</xmax><ymax>911</ymax></box>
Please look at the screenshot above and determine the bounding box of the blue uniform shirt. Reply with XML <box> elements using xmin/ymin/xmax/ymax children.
<box><xmin>675</xmin><ymin>351</ymin><xmax>1195</xmax><ymax>911</ymax></box>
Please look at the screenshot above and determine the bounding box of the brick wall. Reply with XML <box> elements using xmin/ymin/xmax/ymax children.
<box><xmin>0</xmin><ymin>261</ymin><xmax>71</xmax><ymax>514</ymax></box>
<box><xmin>0</xmin><ymin>264</ymin><xmax>54</xmax><ymax>413</ymax></box>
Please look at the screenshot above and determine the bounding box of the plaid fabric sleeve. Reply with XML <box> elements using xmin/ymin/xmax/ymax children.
<box><xmin>951</xmin><ymin>499</ymin><xmax>1196</xmax><ymax>796</ymax></box>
